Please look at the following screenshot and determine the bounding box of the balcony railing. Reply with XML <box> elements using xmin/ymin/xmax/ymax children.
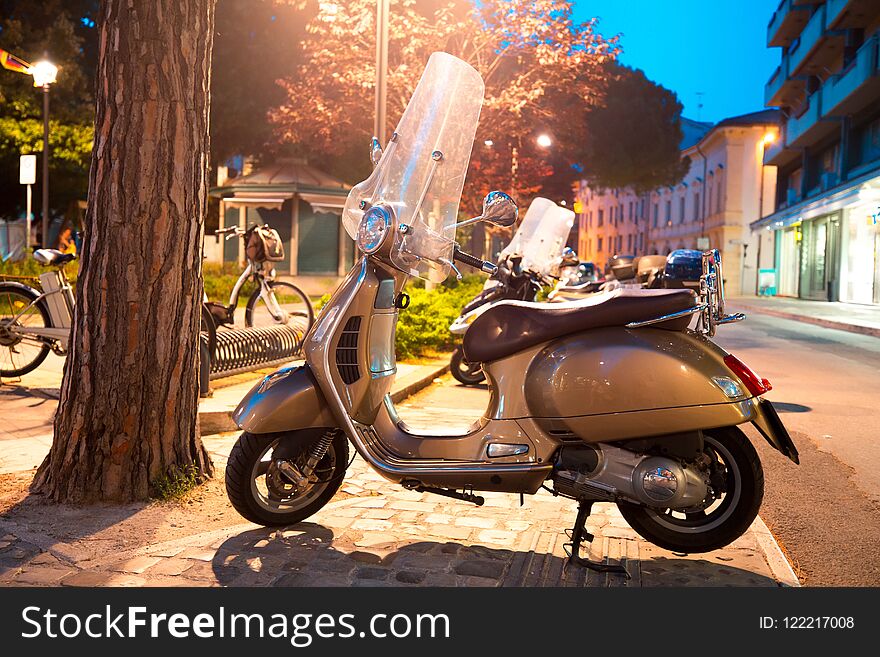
<box><xmin>788</xmin><ymin>3</ymin><xmax>826</xmax><ymax>74</ymax></box>
<box><xmin>768</xmin><ymin>0</ymin><xmax>812</xmax><ymax>47</ymax></box>
<box><xmin>821</xmin><ymin>35</ymin><xmax>880</xmax><ymax>117</ymax></box>
<box><xmin>786</xmin><ymin>91</ymin><xmax>822</xmax><ymax>147</ymax></box>
<box><xmin>826</xmin><ymin>0</ymin><xmax>853</xmax><ymax>29</ymax></box>
<box><xmin>765</xmin><ymin>64</ymin><xmax>785</xmax><ymax>106</ymax></box>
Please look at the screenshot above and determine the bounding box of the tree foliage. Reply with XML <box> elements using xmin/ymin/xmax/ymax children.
<box><xmin>0</xmin><ymin>1</ymin><xmax>98</xmax><ymax>221</ymax></box>
<box><xmin>270</xmin><ymin>0</ymin><xmax>619</xmax><ymax>212</ymax></box>
<box><xmin>210</xmin><ymin>0</ymin><xmax>310</xmax><ymax>164</ymax></box>
<box><xmin>578</xmin><ymin>63</ymin><xmax>690</xmax><ymax>194</ymax></box>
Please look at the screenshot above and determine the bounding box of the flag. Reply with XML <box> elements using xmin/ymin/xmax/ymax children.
<box><xmin>0</xmin><ymin>47</ymin><xmax>32</xmax><ymax>75</ymax></box>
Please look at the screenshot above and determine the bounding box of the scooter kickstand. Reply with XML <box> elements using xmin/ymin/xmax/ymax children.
<box><xmin>565</xmin><ymin>500</ymin><xmax>630</xmax><ymax>578</ymax></box>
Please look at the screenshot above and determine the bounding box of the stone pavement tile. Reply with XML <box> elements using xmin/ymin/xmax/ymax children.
<box><xmin>362</xmin><ymin>509</ymin><xmax>396</xmax><ymax>520</ymax></box>
<box><xmin>113</xmin><ymin>556</ymin><xmax>163</xmax><ymax>574</ymax></box>
<box><xmin>351</xmin><ymin>518</ymin><xmax>393</xmax><ymax>532</ymax></box>
<box><xmin>178</xmin><ymin>548</ymin><xmax>218</xmax><ymax>562</ymax></box>
<box><xmin>453</xmin><ymin>516</ymin><xmax>496</xmax><ymax>529</ymax></box>
<box><xmin>179</xmin><ymin>561</ymin><xmax>219</xmax><ymax>582</ymax></box>
<box><xmin>354</xmin><ymin>565</ymin><xmax>391</xmax><ymax>581</ymax></box>
<box><xmin>102</xmin><ymin>574</ymin><xmax>148</xmax><ymax>587</ymax></box>
<box><xmin>149</xmin><ymin>558</ymin><xmax>196</xmax><ymax>577</ymax></box>
<box><xmin>387</xmin><ymin>500</ymin><xmax>436</xmax><ymax>512</ymax></box>
<box><xmin>321</xmin><ymin>515</ymin><xmax>355</xmax><ymax>529</ymax></box>
<box><xmin>394</xmin><ymin>570</ymin><xmax>427</xmax><ymax>585</ymax></box>
<box><xmin>27</xmin><ymin>552</ymin><xmax>66</xmax><ymax>567</ymax></box>
<box><xmin>353</xmin><ymin>533</ymin><xmax>399</xmax><ymax>548</ymax></box>
<box><xmin>15</xmin><ymin>567</ymin><xmax>77</xmax><ymax>585</ymax></box>
<box><xmin>420</xmin><ymin>525</ymin><xmax>472</xmax><ymax>542</ymax></box>
<box><xmin>62</xmin><ymin>570</ymin><xmax>115</xmax><ymax>587</ymax></box>
<box><xmin>351</xmin><ymin>498</ymin><xmax>387</xmax><ymax>509</ymax></box>
<box><xmin>424</xmin><ymin>513</ymin><xmax>453</xmax><ymax>525</ymax></box>
<box><xmin>0</xmin><ymin>565</ymin><xmax>22</xmax><ymax>582</ymax></box>
<box><xmin>453</xmin><ymin>559</ymin><xmax>507</xmax><ymax>580</ymax></box>
<box><xmin>477</xmin><ymin>529</ymin><xmax>518</xmax><ymax>545</ymax></box>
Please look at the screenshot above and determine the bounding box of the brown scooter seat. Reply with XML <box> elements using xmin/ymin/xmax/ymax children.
<box><xmin>462</xmin><ymin>288</ymin><xmax>697</xmax><ymax>364</ymax></box>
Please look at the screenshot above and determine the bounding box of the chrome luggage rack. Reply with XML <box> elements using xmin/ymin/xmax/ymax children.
<box><xmin>626</xmin><ymin>249</ymin><xmax>745</xmax><ymax>336</ymax></box>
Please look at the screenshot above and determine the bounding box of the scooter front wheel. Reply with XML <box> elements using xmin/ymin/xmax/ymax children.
<box><xmin>616</xmin><ymin>426</ymin><xmax>764</xmax><ymax>553</ymax></box>
<box><xmin>225</xmin><ymin>430</ymin><xmax>349</xmax><ymax>527</ymax></box>
<box><xmin>450</xmin><ymin>345</ymin><xmax>485</xmax><ymax>385</ymax></box>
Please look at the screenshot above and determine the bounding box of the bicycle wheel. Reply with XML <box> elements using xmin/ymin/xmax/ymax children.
<box><xmin>245</xmin><ymin>281</ymin><xmax>315</xmax><ymax>334</ymax></box>
<box><xmin>0</xmin><ymin>284</ymin><xmax>52</xmax><ymax>377</ymax></box>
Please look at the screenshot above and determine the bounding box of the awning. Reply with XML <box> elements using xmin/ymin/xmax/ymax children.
<box><xmin>222</xmin><ymin>192</ymin><xmax>293</xmax><ymax>210</ymax></box>
<box><xmin>752</xmin><ymin>170</ymin><xmax>880</xmax><ymax>230</ymax></box>
<box><xmin>299</xmin><ymin>192</ymin><xmax>346</xmax><ymax>214</ymax></box>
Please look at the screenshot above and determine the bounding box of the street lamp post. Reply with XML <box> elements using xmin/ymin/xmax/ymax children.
<box><xmin>374</xmin><ymin>0</ymin><xmax>389</xmax><ymax>147</ymax></box>
<box><xmin>31</xmin><ymin>60</ymin><xmax>58</xmax><ymax>249</ymax></box>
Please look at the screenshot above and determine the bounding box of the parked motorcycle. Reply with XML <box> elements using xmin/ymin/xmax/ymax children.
<box><xmin>225</xmin><ymin>53</ymin><xmax>799</xmax><ymax>569</ymax></box>
<box><xmin>448</xmin><ymin>197</ymin><xmax>574</xmax><ymax>385</ymax></box>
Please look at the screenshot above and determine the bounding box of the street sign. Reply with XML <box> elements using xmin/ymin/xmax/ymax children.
<box><xmin>696</xmin><ymin>237</ymin><xmax>710</xmax><ymax>250</ymax></box>
<box><xmin>20</xmin><ymin>154</ymin><xmax>36</xmax><ymax>185</ymax></box>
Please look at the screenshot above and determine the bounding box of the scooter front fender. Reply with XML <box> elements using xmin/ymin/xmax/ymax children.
<box><xmin>233</xmin><ymin>364</ymin><xmax>337</xmax><ymax>434</ymax></box>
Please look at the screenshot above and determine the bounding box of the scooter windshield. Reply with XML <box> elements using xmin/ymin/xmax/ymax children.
<box><xmin>341</xmin><ymin>52</ymin><xmax>484</xmax><ymax>283</ymax></box>
<box><xmin>500</xmin><ymin>197</ymin><xmax>575</xmax><ymax>276</ymax></box>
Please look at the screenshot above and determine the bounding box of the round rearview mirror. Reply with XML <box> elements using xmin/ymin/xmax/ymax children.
<box><xmin>481</xmin><ymin>191</ymin><xmax>518</xmax><ymax>227</ymax></box>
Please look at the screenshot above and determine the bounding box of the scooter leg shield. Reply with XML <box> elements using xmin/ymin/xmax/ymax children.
<box><xmin>233</xmin><ymin>364</ymin><xmax>337</xmax><ymax>435</ymax></box>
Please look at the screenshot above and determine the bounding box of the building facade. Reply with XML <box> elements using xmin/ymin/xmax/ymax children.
<box><xmin>753</xmin><ymin>0</ymin><xmax>880</xmax><ymax>305</ymax></box>
<box><xmin>576</xmin><ymin>113</ymin><xmax>779</xmax><ymax>296</ymax></box>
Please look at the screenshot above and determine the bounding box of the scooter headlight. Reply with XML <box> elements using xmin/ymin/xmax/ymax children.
<box><xmin>357</xmin><ymin>204</ymin><xmax>392</xmax><ymax>254</ymax></box>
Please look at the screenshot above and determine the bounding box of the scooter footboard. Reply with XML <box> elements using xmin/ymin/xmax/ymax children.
<box><xmin>233</xmin><ymin>364</ymin><xmax>337</xmax><ymax>434</ymax></box>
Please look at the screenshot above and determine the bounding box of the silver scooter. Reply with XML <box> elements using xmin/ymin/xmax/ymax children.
<box><xmin>225</xmin><ymin>53</ymin><xmax>798</xmax><ymax>569</ymax></box>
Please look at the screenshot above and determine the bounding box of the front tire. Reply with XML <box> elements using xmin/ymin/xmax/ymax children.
<box><xmin>225</xmin><ymin>429</ymin><xmax>348</xmax><ymax>526</ymax></box>
<box><xmin>450</xmin><ymin>345</ymin><xmax>485</xmax><ymax>385</ymax></box>
<box><xmin>617</xmin><ymin>426</ymin><xmax>764</xmax><ymax>553</ymax></box>
<box><xmin>245</xmin><ymin>280</ymin><xmax>314</xmax><ymax>336</ymax></box>
<box><xmin>0</xmin><ymin>284</ymin><xmax>52</xmax><ymax>377</ymax></box>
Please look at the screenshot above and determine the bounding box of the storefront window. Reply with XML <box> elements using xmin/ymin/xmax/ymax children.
<box><xmin>777</xmin><ymin>225</ymin><xmax>800</xmax><ymax>297</ymax></box>
<box><xmin>840</xmin><ymin>206</ymin><xmax>879</xmax><ymax>305</ymax></box>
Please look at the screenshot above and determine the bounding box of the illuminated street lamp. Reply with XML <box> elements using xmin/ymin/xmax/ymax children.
<box><xmin>536</xmin><ymin>133</ymin><xmax>552</xmax><ymax>148</ymax></box>
<box><xmin>31</xmin><ymin>59</ymin><xmax>58</xmax><ymax>248</ymax></box>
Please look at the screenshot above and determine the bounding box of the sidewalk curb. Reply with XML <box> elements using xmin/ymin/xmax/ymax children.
<box><xmin>752</xmin><ymin>516</ymin><xmax>801</xmax><ymax>587</ymax></box>
<box><xmin>197</xmin><ymin>361</ymin><xmax>452</xmax><ymax>435</ymax></box>
<box><xmin>389</xmin><ymin>363</ymin><xmax>450</xmax><ymax>404</ymax></box>
<box><xmin>731</xmin><ymin>302</ymin><xmax>880</xmax><ymax>339</ymax></box>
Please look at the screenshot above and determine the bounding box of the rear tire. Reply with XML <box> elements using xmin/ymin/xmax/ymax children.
<box><xmin>225</xmin><ymin>430</ymin><xmax>348</xmax><ymax>527</ymax></box>
<box><xmin>450</xmin><ymin>345</ymin><xmax>485</xmax><ymax>385</ymax></box>
<box><xmin>616</xmin><ymin>426</ymin><xmax>763</xmax><ymax>553</ymax></box>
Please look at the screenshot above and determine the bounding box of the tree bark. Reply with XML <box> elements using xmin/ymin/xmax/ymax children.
<box><xmin>32</xmin><ymin>0</ymin><xmax>216</xmax><ymax>502</ymax></box>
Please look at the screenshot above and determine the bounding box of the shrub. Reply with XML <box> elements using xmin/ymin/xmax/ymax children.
<box><xmin>395</xmin><ymin>274</ymin><xmax>485</xmax><ymax>359</ymax></box>
<box><xmin>151</xmin><ymin>464</ymin><xmax>204</xmax><ymax>500</ymax></box>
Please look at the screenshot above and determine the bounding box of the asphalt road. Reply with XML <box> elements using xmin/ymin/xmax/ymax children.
<box><xmin>715</xmin><ymin>310</ymin><xmax>880</xmax><ymax>586</ymax></box>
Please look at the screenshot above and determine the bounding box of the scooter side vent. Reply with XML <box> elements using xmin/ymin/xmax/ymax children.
<box><xmin>335</xmin><ymin>315</ymin><xmax>362</xmax><ymax>384</ymax></box>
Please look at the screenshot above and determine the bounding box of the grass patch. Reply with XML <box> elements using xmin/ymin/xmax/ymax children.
<box><xmin>151</xmin><ymin>464</ymin><xmax>204</xmax><ymax>501</ymax></box>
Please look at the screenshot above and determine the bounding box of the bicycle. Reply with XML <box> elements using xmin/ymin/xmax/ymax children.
<box><xmin>0</xmin><ymin>249</ymin><xmax>219</xmax><ymax>378</ymax></box>
<box><xmin>0</xmin><ymin>249</ymin><xmax>76</xmax><ymax>377</ymax></box>
<box><xmin>205</xmin><ymin>224</ymin><xmax>314</xmax><ymax>333</ymax></box>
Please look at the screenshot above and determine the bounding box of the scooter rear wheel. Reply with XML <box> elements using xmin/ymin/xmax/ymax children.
<box><xmin>616</xmin><ymin>426</ymin><xmax>764</xmax><ymax>553</ymax></box>
<box><xmin>450</xmin><ymin>345</ymin><xmax>485</xmax><ymax>385</ymax></box>
<box><xmin>225</xmin><ymin>430</ymin><xmax>348</xmax><ymax>527</ymax></box>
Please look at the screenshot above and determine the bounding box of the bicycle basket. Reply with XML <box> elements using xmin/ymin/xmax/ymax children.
<box><xmin>246</xmin><ymin>225</ymin><xmax>285</xmax><ymax>263</ymax></box>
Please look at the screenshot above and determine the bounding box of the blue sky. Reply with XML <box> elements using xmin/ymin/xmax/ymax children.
<box><xmin>572</xmin><ymin>0</ymin><xmax>779</xmax><ymax>123</ymax></box>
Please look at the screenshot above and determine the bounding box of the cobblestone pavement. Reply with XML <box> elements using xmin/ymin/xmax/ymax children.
<box><xmin>0</xmin><ymin>376</ymin><xmax>798</xmax><ymax>587</ymax></box>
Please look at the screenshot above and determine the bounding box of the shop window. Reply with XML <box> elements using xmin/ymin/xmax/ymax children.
<box><xmin>693</xmin><ymin>192</ymin><xmax>701</xmax><ymax>221</ymax></box>
<box><xmin>298</xmin><ymin>209</ymin><xmax>340</xmax><ymax>274</ymax></box>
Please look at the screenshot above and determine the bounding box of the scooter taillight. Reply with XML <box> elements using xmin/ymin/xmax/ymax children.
<box><xmin>723</xmin><ymin>354</ymin><xmax>772</xmax><ymax>397</ymax></box>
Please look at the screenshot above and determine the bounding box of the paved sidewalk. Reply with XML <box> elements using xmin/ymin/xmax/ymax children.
<box><xmin>729</xmin><ymin>296</ymin><xmax>880</xmax><ymax>338</ymax></box>
<box><xmin>0</xmin><ymin>375</ymin><xmax>799</xmax><ymax>588</ymax></box>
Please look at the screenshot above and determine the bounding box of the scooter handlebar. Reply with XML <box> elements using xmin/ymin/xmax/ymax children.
<box><xmin>453</xmin><ymin>246</ymin><xmax>497</xmax><ymax>275</ymax></box>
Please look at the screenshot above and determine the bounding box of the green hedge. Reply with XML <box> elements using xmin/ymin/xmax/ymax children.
<box><xmin>394</xmin><ymin>275</ymin><xmax>485</xmax><ymax>359</ymax></box>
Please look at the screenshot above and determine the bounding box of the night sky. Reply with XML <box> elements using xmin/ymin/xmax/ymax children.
<box><xmin>573</xmin><ymin>0</ymin><xmax>780</xmax><ymax>123</ymax></box>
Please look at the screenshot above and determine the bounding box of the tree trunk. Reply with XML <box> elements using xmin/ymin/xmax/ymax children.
<box><xmin>32</xmin><ymin>0</ymin><xmax>216</xmax><ymax>502</ymax></box>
